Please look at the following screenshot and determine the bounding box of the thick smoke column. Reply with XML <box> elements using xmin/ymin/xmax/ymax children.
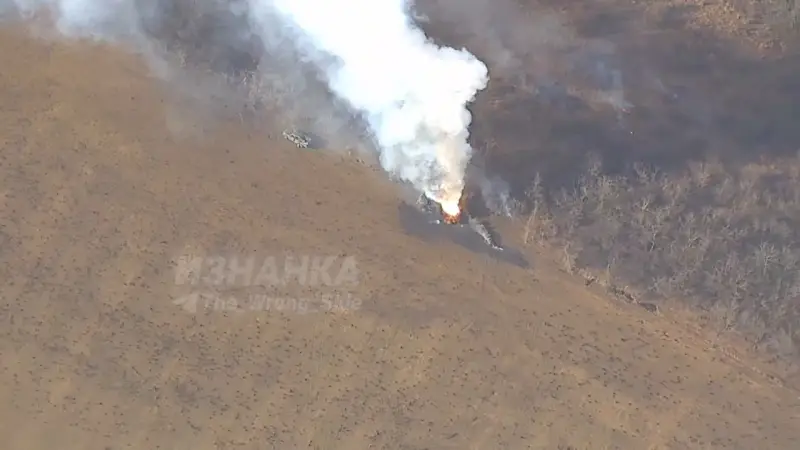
<box><xmin>255</xmin><ymin>0</ymin><xmax>489</xmax><ymax>213</ymax></box>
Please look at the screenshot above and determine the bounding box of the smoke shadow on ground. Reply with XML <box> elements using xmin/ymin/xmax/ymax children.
<box><xmin>431</xmin><ymin>1</ymin><xmax>800</xmax><ymax>201</ymax></box>
<box><xmin>396</xmin><ymin>203</ymin><xmax>529</xmax><ymax>269</ymax></box>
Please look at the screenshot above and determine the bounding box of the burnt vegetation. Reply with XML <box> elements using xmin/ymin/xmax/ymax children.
<box><xmin>506</xmin><ymin>11</ymin><xmax>800</xmax><ymax>370</ymax></box>
<box><xmin>462</xmin><ymin>0</ymin><xmax>800</xmax><ymax>367</ymax></box>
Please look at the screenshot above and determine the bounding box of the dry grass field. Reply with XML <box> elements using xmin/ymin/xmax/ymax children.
<box><xmin>2</xmin><ymin>0</ymin><xmax>800</xmax><ymax>449</ymax></box>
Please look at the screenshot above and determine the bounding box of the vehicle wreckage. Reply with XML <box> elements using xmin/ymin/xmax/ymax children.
<box><xmin>416</xmin><ymin>192</ymin><xmax>503</xmax><ymax>251</ymax></box>
<box><xmin>282</xmin><ymin>129</ymin><xmax>311</xmax><ymax>148</ymax></box>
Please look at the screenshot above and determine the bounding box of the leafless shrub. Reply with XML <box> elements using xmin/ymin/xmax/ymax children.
<box><xmin>559</xmin><ymin>242</ymin><xmax>579</xmax><ymax>274</ymax></box>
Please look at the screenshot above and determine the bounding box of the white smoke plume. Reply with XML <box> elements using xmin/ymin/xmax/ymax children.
<box><xmin>257</xmin><ymin>0</ymin><xmax>489</xmax><ymax>213</ymax></box>
<box><xmin>3</xmin><ymin>0</ymin><xmax>489</xmax><ymax>212</ymax></box>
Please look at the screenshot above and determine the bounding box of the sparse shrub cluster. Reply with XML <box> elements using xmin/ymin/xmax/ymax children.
<box><xmin>523</xmin><ymin>153</ymin><xmax>800</xmax><ymax>360</ymax></box>
<box><xmin>729</xmin><ymin>0</ymin><xmax>800</xmax><ymax>34</ymax></box>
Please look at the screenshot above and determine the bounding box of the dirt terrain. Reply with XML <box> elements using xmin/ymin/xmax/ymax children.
<box><xmin>2</xmin><ymin>4</ymin><xmax>800</xmax><ymax>450</ymax></box>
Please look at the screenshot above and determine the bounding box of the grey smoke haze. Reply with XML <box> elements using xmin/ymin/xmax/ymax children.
<box><xmin>6</xmin><ymin>0</ymin><xmax>146</xmax><ymax>39</ymax></box>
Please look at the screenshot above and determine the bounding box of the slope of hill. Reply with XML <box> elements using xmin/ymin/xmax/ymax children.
<box><xmin>1</xmin><ymin>24</ymin><xmax>799</xmax><ymax>450</ymax></box>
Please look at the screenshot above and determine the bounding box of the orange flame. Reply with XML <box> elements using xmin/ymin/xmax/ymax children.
<box><xmin>443</xmin><ymin>211</ymin><xmax>461</xmax><ymax>224</ymax></box>
<box><xmin>441</xmin><ymin>192</ymin><xmax>467</xmax><ymax>224</ymax></box>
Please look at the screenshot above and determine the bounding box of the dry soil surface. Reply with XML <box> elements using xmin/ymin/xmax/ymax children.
<box><xmin>1</xmin><ymin>23</ymin><xmax>799</xmax><ymax>450</ymax></box>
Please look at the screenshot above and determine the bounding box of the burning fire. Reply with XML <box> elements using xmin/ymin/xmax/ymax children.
<box><xmin>442</xmin><ymin>202</ymin><xmax>461</xmax><ymax>224</ymax></box>
<box><xmin>440</xmin><ymin>193</ymin><xmax>466</xmax><ymax>224</ymax></box>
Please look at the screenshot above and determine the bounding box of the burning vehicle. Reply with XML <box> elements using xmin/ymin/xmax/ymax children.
<box><xmin>416</xmin><ymin>190</ymin><xmax>502</xmax><ymax>250</ymax></box>
<box><xmin>416</xmin><ymin>191</ymin><xmax>463</xmax><ymax>223</ymax></box>
<box><xmin>440</xmin><ymin>192</ymin><xmax>468</xmax><ymax>225</ymax></box>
